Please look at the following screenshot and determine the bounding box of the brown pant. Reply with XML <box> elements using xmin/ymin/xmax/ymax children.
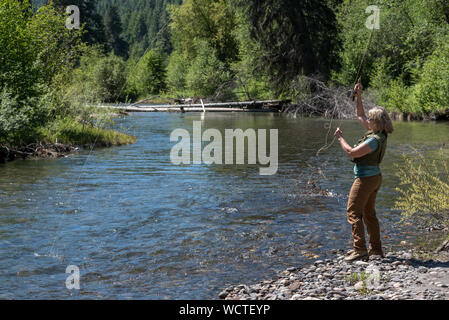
<box><xmin>347</xmin><ymin>174</ymin><xmax>383</xmax><ymax>254</ymax></box>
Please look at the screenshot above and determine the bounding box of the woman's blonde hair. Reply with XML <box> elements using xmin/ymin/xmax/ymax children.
<box><xmin>368</xmin><ymin>107</ymin><xmax>394</xmax><ymax>134</ymax></box>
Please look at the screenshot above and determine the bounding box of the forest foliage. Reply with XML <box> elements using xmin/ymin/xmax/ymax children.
<box><xmin>2</xmin><ymin>0</ymin><xmax>448</xmax><ymax>231</ymax></box>
<box><xmin>0</xmin><ymin>0</ymin><xmax>133</xmax><ymax>147</ymax></box>
<box><xmin>25</xmin><ymin>0</ymin><xmax>449</xmax><ymax>113</ymax></box>
<box><xmin>2</xmin><ymin>0</ymin><xmax>449</xmax><ymax>148</ymax></box>
<box><xmin>95</xmin><ymin>0</ymin><xmax>449</xmax><ymax>114</ymax></box>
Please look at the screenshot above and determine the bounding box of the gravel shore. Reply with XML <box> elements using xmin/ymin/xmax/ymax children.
<box><xmin>219</xmin><ymin>249</ymin><xmax>449</xmax><ymax>300</ymax></box>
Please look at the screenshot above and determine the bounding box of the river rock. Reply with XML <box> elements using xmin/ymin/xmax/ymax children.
<box><xmin>354</xmin><ymin>281</ymin><xmax>364</xmax><ymax>290</ymax></box>
<box><xmin>220</xmin><ymin>248</ymin><xmax>449</xmax><ymax>301</ymax></box>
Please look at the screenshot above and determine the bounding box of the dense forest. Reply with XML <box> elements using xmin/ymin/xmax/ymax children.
<box><xmin>1</xmin><ymin>0</ymin><xmax>449</xmax><ymax>152</ymax></box>
<box><xmin>96</xmin><ymin>0</ymin><xmax>182</xmax><ymax>56</ymax></box>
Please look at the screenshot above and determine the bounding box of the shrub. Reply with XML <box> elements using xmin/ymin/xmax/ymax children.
<box><xmin>68</xmin><ymin>51</ymin><xmax>129</xmax><ymax>104</ymax></box>
<box><xmin>395</xmin><ymin>148</ymin><xmax>449</xmax><ymax>230</ymax></box>
<box><xmin>166</xmin><ymin>50</ymin><xmax>189</xmax><ymax>96</ymax></box>
<box><xmin>0</xmin><ymin>85</ymin><xmax>65</xmax><ymax>144</ymax></box>
<box><xmin>129</xmin><ymin>49</ymin><xmax>167</xmax><ymax>98</ymax></box>
<box><xmin>92</xmin><ymin>55</ymin><xmax>128</xmax><ymax>103</ymax></box>
<box><xmin>0</xmin><ymin>0</ymin><xmax>82</xmax><ymax>142</ymax></box>
<box><xmin>0</xmin><ymin>88</ymin><xmax>34</xmax><ymax>140</ymax></box>
<box><xmin>412</xmin><ymin>35</ymin><xmax>449</xmax><ymax>113</ymax></box>
<box><xmin>185</xmin><ymin>41</ymin><xmax>234</xmax><ymax>98</ymax></box>
<box><xmin>384</xmin><ymin>79</ymin><xmax>417</xmax><ymax>113</ymax></box>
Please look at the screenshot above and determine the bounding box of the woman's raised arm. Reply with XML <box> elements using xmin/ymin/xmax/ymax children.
<box><xmin>354</xmin><ymin>79</ymin><xmax>370</xmax><ymax>130</ymax></box>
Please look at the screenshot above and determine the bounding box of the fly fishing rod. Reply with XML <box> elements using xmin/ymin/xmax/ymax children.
<box><xmin>348</xmin><ymin>27</ymin><xmax>375</xmax><ymax>101</ymax></box>
<box><xmin>315</xmin><ymin>27</ymin><xmax>376</xmax><ymax>158</ymax></box>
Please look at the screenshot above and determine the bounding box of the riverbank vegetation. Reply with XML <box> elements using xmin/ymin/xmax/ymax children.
<box><xmin>395</xmin><ymin>148</ymin><xmax>449</xmax><ymax>232</ymax></box>
<box><xmin>2</xmin><ymin>0</ymin><xmax>449</xmax><ymax>159</ymax></box>
<box><xmin>57</xmin><ymin>0</ymin><xmax>449</xmax><ymax>116</ymax></box>
<box><xmin>0</xmin><ymin>0</ymin><xmax>135</xmax><ymax>161</ymax></box>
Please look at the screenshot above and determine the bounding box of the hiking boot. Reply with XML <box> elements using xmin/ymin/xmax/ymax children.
<box><xmin>344</xmin><ymin>249</ymin><xmax>355</xmax><ymax>256</ymax></box>
<box><xmin>368</xmin><ymin>249</ymin><xmax>384</xmax><ymax>260</ymax></box>
<box><xmin>344</xmin><ymin>250</ymin><xmax>368</xmax><ymax>262</ymax></box>
<box><xmin>369</xmin><ymin>251</ymin><xmax>384</xmax><ymax>261</ymax></box>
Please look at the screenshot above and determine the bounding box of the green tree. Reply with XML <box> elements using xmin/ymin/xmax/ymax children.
<box><xmin>104</xmin><ymin>5</ymin><xmax>129</xmax><ymax>58</ymax></box>
<box><xmin>334</xmin><ymin>0</ymin><xmax>449</xmax><ymax>87</ymax></box>
<box><xmin>156</xmin><ymin>8</ymin><xmax>174</xmax><ymax>54</ymax></box>
<box><xmin>228</xmin><ymin>2</ymin><xmax>273</xmax><ymax>100</ymax></box>
<box><xmin>50</xmin><ymin>0</ymin><xmax>106</xmax><ymax>45</ymax></box>
<box><xmin>169</xmin><ymin>0</ymin><xmax>239</xmax><ymax>64</ymax></box>
<box><xmin>185</xmin><ymin>40</ymin><xmax>233</xmax><ymax>98</ymax></box>
<box><xmin>236</xmin><ymin>0</ymin><xmax>341</xmax><ymax>94</ymax></box>
<box><xmin>0</xmin><ymin>0</ymin><xmax>82</xmax><ymax>142</ymax></box>
<box><xmin>96</xmin><ymin>0</ymin><xmax>181</xmax><ymax>57</ymax></box>
<box><xmin>129</xmin><ymin>49</ymin><xmax>167</xmax><ymax>97</ymax></box>
<box><xmin>166</xmin><ymin>51</ymin><xmax>189</xmax><ymax>95</ymax></box>
<box><xmin>67</xmin><ymin>49</ymin><xmax>130</xmax><ymax>104</ymax></box>
<box><xmin>413</xmin><ymin>35</ymin><xmax>449</xmax><ymax>113</ymax></box>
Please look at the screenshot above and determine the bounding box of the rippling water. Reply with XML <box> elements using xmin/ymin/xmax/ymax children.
<box><xmin>0</xmin><ymin>112</ymin><xmax>448</xmax><ymax>299</ymax></box>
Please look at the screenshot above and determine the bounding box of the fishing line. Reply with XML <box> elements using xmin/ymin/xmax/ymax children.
<box><xmin>305</xmin><ymin>27</ymin><xmax>376</xmax><ymax>197</ymax></box>
<box><xmin>48</xmin><ymin>18</ymin><xmax>173</xmax><ymax>256</ymax></box>
<box><xmin>48</xmin><ymin>91</ymin><xmax>111</xmax><ymax>259</ymax></box>
<box><xmin>353</xmin><ymin>27</ymin><xmax>375</xmax><ymax>88</ymax></box>
<box><xmin>49</xmin><ymin>18</ymin><xmax>176</xmax><ymax>258</ymax></box>
<box><xmin>315</xmin><ymin>27</ymin><xmax>376</xmax><ymax>159</ymax></box>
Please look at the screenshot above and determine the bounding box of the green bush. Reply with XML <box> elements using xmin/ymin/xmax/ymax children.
<box><xmin>67</xmin><ymin>51</ymin><xmax>130</xmax><ymax>104</ymax></box>
<box><xmin>185</xmin><ymin>41</ymin><xmax>234</xmax><ymax>98</ymax></box>
<box><xmin>383</xmin><ymin>79</ymin><xmax>418</xmax><ymax>113</ymax></box>
<box><xmin>395</xmin><ymin>148</ymin><xmax>449</xmax><ymax>230</ymax></box>
<box><xmin>0</xmin><ymin>0</ymin><xmax>40</xmax><ymax>100</ymax></box>
<box><xmin>92</xmin><ymin>55</ymin><xmax>128</xmax><ymax>103</ymax></box>
<box><xmin>0</xmin><ymin>0</ymin><xmax>82</xmax><ymax>143</ymax></box>
<box><xmin>412</xmin><ymin>35</ymin><xmax>449</xmax><ymax>113</ymax></box>
<box><xmin>128</xmin><ymin>49</ymin><xmax>167</xmax><ymax>98</ymax></box>
<box><xmin>0</xmin><ymin>88</ymin><xmax>34</xmax><ymax>139</ymax></box>
<box><xmin>166</xmin><ymin>51</ymin><xmax>189</xmax><ymax>96</ymax></box>
<box><xmin>370</xmin><ymin>34</ymin><xmax>449</xmax><ymax>114</ymax></box>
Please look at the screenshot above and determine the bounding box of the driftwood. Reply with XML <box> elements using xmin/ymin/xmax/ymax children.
<box><xmin>100</xmin><ymin>100</ymin><xmax>290</xmax><ymax>113</ymax></box>
<box><xmin>1</xmin><ymin>143</ymin><xmax>78</xmax><ymax>162</ymax></box>
<box><xmin>283</xmin><ymin>76</ymin><xmax>378</xmax><ymax>119</ymax></box>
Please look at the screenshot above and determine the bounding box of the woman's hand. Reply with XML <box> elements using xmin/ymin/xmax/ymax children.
<box><xmin>334</xmin><ymin>128</ymin><xmax>343</xmax><ymax>139</ymax></box>
<box><xmin>354</xmin><ymin>77</ymin><xmax>363</xmax><ymax>96</ymax></box>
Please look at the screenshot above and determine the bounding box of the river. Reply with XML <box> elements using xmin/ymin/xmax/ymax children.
<box><xmin>0</xmin><ymin>112</ymin><xmax>448</xmax><ymax>299</ymax></box>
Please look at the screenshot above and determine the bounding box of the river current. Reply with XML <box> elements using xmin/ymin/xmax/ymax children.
<box><xmin>1</xmin><ymin>112</ymin><xmax>448</xmax><ymax>299</ymax></box>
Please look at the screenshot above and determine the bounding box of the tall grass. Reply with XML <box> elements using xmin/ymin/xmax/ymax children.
<box><xmin>40</xmin><ymin>114</ymin><xmax>136</xmax><ymax>148</ymax></box>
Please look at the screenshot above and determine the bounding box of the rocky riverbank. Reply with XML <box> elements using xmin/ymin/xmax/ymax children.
<box><xmin>219</xmin><ymin>249</ymin><xmax>449</xmax><ymax>300</ymax></box>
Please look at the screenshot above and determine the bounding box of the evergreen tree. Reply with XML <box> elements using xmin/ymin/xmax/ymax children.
<box><xmin>104</xmin><ymin>5</ymin><xmax>129</xmax><ymax>58</ymax></box>
<box><xmin>156</xmin><ymin>9</ymin><xmax>173</xmax><ymax>54</ymax></box>
<box><xmin>237</xmin><ymin>0</ymin><xmax>341</xmax><ymax>93</ymax></box>
<box><xmin>50</xmin><ymin>0</ymin><xmax>106</xmax><ymax>45</ymax></box>
<box><xmin>96</xmin><ymin>0</ymin><xmax>181</xmax><ymax>57</ymax></box>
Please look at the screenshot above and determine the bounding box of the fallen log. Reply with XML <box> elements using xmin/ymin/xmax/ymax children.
<box><xmin>99</xmin><ymin>100</ymin><xmax>290</xmax><ymax>113</ymax></box>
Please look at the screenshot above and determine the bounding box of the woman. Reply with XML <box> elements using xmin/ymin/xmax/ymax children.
<box><xmin>334</xmin><ymin>80</ymin><xmax>394</xmax><ymax>262</ymax></box>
